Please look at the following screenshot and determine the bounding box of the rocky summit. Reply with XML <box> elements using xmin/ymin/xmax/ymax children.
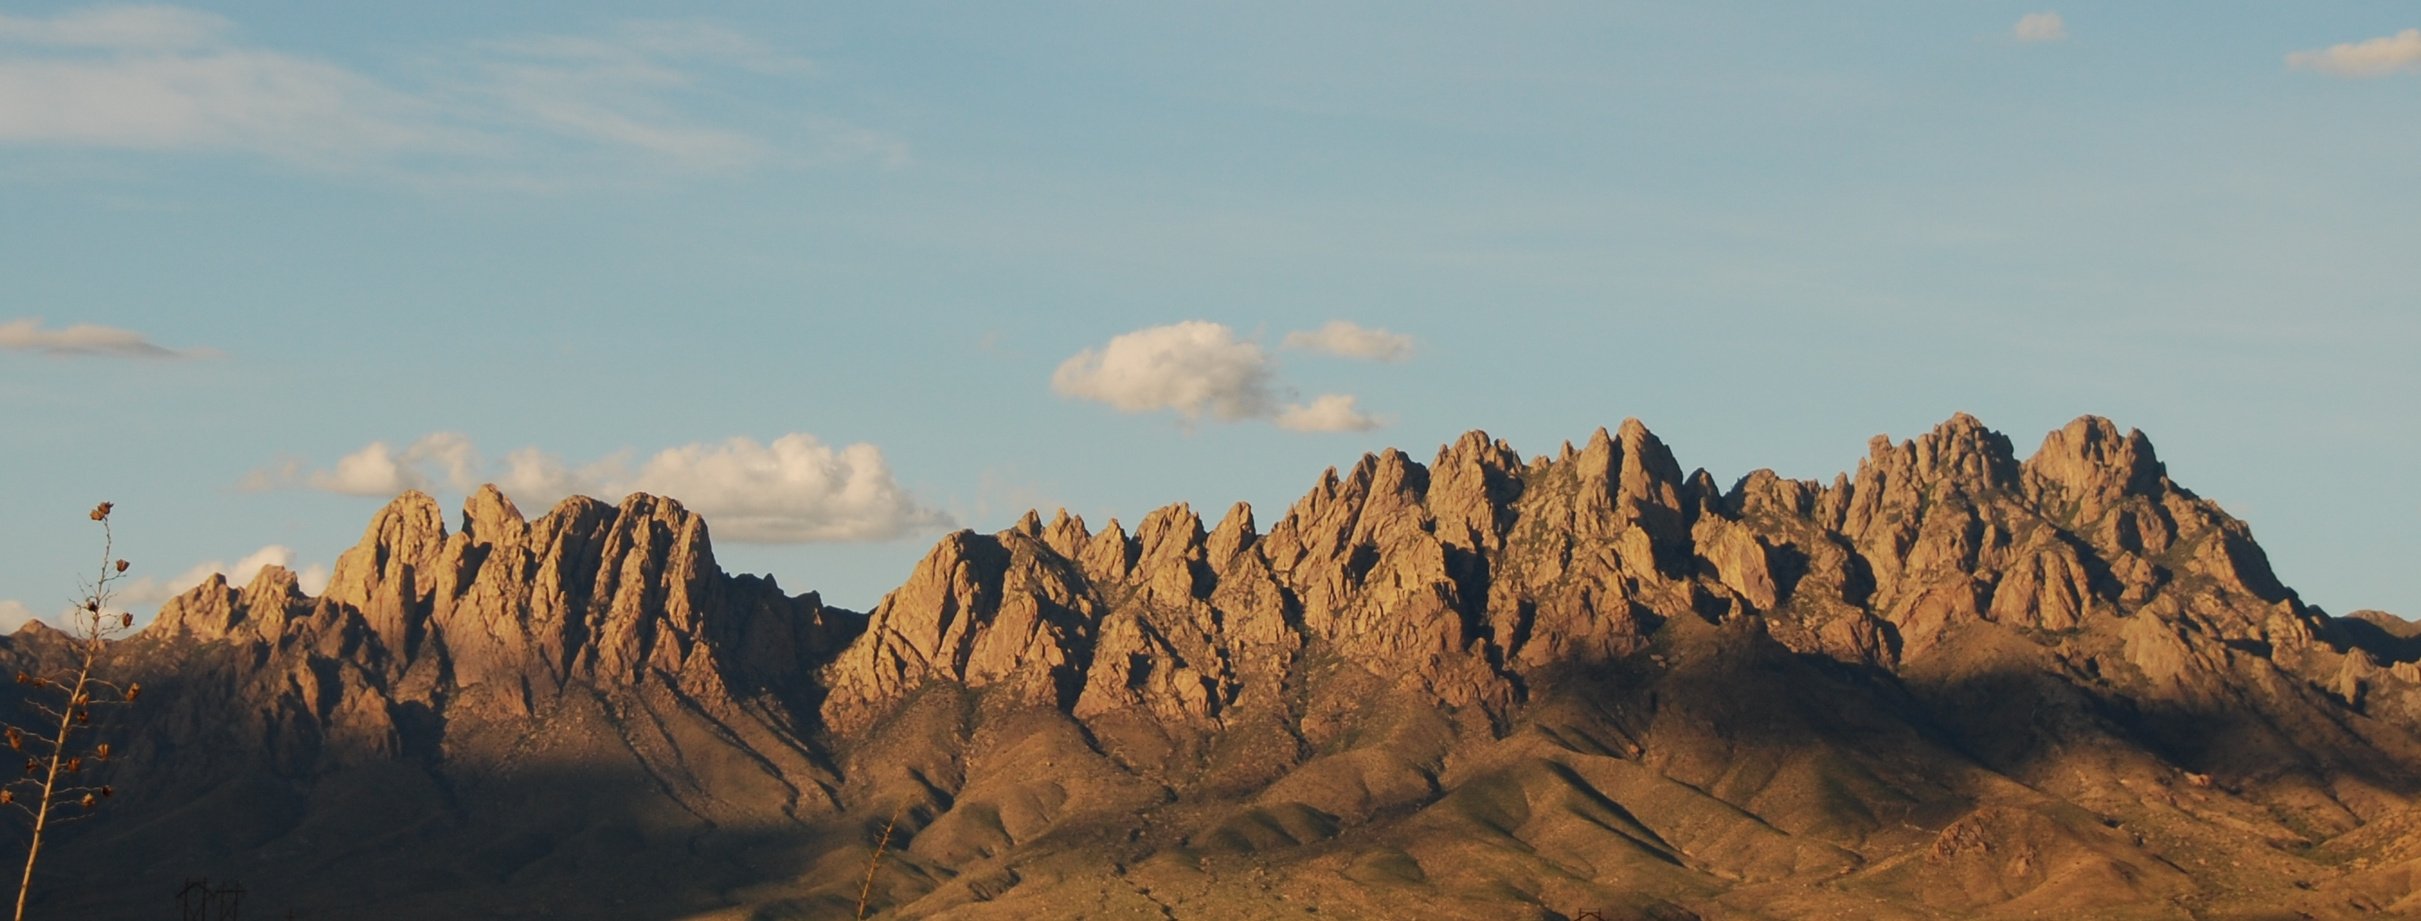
<box><xmin>8</xmin><ymin>415</ymin><xmax>2421</xmax><ymax>920</ymax></box>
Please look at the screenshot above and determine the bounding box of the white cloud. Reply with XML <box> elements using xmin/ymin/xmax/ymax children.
<box><xmin>288</xmin><ymin>432</ymin><xmax>481</xmax><ymax>496</ymax></box>
<box><xmin>615</xmin><ymin>435</ymin><xmax>951</xmax><ymax>542</ymax></box>
<box><xmin>1053</xmin><ymin>320</ymin><xmax>1401</xmax><ymax>433</ymax></box>
<box><xmin>495</xmin><ymin>445</ymin><xmax>595</xmax><ymax>501</ymax></box>
<box><xmin>2288</xmin><ymin>29</ymin><xmax>2421</xmax><ymax>78</ymax></box>
<box><xmin>1051</xmin><ymin>321</ymin><xmax>1278</xmax><ymax>422</ymax></box>
<box><xmin>0</xmin><ymin>600</ymin><xmax>49</xmax><ymax>633</ymax></box>
<box><xmin>1281</xmin><ymin>321</ymin><xmax>1415</xmax><ymax>362</ymax></box>
<box><xmin>0</xmin><ymin>317</ymin><xmax>213</xmax><ymax>358</ymax></box>
<box><xmin>314</xmin><ymin>441</ymin><xmax>416</xmax><ymax>495</ymax></box>
<box><xmin>113</xmin><ymin>544</ymin><xmax>329</xmax><ymax>611</ymax></box>
<box><xmin>405</xmin><ymin>432</ymin><xmax>478</xmax><ymax>492</ymax></box>
<box><xmin>2012</xmin><ymin>12</ymin><xmax>2067</xmax><ymax>44</ymax></box>
<box><xmin>309</xmin><ymin>440</ymin><xmax>418</xmax><ymax>495</ymax></box>
<box><xmin>1276</xmin><ymin>394</ymin><xmax>1386</xmax><ymax>433</ymax></box>
<box><xmin>249</xmin><ymin>433</ymin><xmax>950</xmax><ymax>543</ymax></box>
<box><xmin>0</xmin><ymin>5</ymin><xmax>900</xmax><ymax>177</ymax></box>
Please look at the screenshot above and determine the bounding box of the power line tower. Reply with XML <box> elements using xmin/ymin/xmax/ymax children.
<box><xmin>175</xmin><ymin>877</ymin><xmax>244</xmax><ymax>921</ymax></box>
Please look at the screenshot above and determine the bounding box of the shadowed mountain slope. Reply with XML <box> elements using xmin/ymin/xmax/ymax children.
<box><xmin>8</xmin><ymin>415</ymin><xmax>2420</xmax><ymax>919</ymax></box>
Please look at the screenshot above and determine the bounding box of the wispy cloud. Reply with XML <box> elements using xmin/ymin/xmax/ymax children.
<box><xmin>2013</xmin><ymin>12</ymin><xmax>2067</xmax><ymax>44</ymax></box>
<box><xmin>2288</xmin><ymin>29</ymin><xmax>2421</xmax><ymax>78</ymax></box>
<box><xmin>0</xmin><ymin>5</ymin><xmax>229</xmax><ymax>49</ymax></box>
<box><xmin>1052</xmin><ymin>320</ymin><xmax>1396</xmax><ymax>433</ymax></box>
<box><xmin>0</xmin><ymin>317</ymin><xmax>214</xmax><ymax>358</ymax></box>
<box><xmin>475</xmin><ymin>20</ymin><xmax>815</xmax><ymax>78</ymax></box>
<box><xmin>1281</xmin><ymin>320</ymin><xmax>1415</xmax><ymax>362</ymax></box>
<box><xmin>0</xmin><ymin>6</ymin><xmax>475</xmax><ymax>167</ymax></box>
<box><xmin>0</xmin><ymin>4</ymin><xmax>902</xmax><ymax>178</ymax></box>
<box><xmin>246</xmin><ymin>432</ymin><xmax>952</xmax><ymax>543</ymax></box>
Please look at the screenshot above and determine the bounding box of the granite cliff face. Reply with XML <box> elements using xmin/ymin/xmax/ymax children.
<box><xmin>12</xmin><ymin>415</ymin><xmax>2421</xmax><ymax>920</ymax></box>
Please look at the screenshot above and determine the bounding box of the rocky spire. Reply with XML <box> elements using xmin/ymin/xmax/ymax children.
<box><xmin>324</xmin><ymin>490</ymin><xmax>449</xmax><ymax>662</ymax></box>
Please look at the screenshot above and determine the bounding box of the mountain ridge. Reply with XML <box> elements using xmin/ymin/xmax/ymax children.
<box><xmin>13</xmin><ymin>412</ymin><xmax>2421</xmax><ymax>919</ymax></box>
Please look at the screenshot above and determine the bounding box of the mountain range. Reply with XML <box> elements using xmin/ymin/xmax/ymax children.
<box><xmin>7</xmin><ymin>413</ymin><xmax>2420</xmax><ymax>920</ymax></box>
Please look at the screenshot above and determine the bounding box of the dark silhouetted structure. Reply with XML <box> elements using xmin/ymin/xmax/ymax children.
<box><xmin>176</xmin><ymin>877</ymin><xmax>243</xmax><ymax>921</ymax></box>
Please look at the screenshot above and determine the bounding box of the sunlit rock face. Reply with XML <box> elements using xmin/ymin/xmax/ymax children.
<box><xmin>22</xmin><ymin>415</ymin><xmax>2421</xmax><ymax>920</ymax></box>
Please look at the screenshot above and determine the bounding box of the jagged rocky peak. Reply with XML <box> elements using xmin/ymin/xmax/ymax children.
<box><xmin>324</xmin><ymin>490</ymin><xmax>447</xmax><ymax>604</ymax></box>
<box><xmin>1038</xmin><ymin>507</ymin><xmax>1092</xmax><ymax>559</ymax></box>
<box><xmin>1855</xmin><ymin>412</ymin><xmax>2024</xmax><ymax>498</ymax></box>
<box><xmin>322</xmin><ymin>490</ymin><xmax>449</xmax><ymax>657</ymax></box>
<box><xmin>150</xmin><ymin>564</ymin><xmax>313</xmax><ymax>641</ymax></box>
<box><xmin>1530</xmin><ymin>418</ymin><xmax>1691</xmax><ymax>533</ymax></box>
<box><xmin>1431</xmin><ymin>428</ymin><xmax>1521</xmax><ymax>471</ymax></box>
<box><xmin>1008</xmin><ymin>508</ymin><xmax>1045</xmax><ymax>536</ymax></box>
<box><xmin>821</xmin><ymin>526</ymin><xmax>1096</xmax><ymax>732</ymax></box>
<box><xmin>1724</xmin><ymin>468</ymin><xmax>1825</xmax><ymax>520</ymax></box>
<box><xmin>153</xmin><ymin>486</ymin><xmax>852</xmax><ymax>698</ymax></box>
<box><xmin>2023</xmin><ymin>415</ymin><xmax>2170</xmax><ymax>511</ymax></box>
<box><xmin>459</xmin><ymin>482</ymin><xmax>527</xmax><ymax>545</ymax></box>
<box><xmin>1614</xmin><ymin>416</ymin><xmax>1688</xmax><ymax>499</ymax></box>
<box><xmin>1080</xmin><ymin>516</ymin><xmax>1136</xmax><ymax>579</ymax></box>
<box><xmin>1427</xmin><ymin>429</ymin><xmax>1523</xmax><ymax>552</ymax></box>
<box><xmin>1133</xmin><ymin>502</ymin><xmax>1205</xmax><ymax>563</ymax></box>
<box><xmin>1203</xmin><ymin>500</ymin><xmax>1258</xmax><ymax>564</ymax></box>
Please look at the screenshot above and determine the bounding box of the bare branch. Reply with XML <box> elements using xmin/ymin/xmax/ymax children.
<box><xmin>12</xmin><ymin>502</ymin><xmax>142</xmax><ymax>921</ymax></box>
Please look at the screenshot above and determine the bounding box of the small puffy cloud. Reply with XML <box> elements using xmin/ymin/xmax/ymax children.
<box><xmin>310</xmin><ymin>441</ymin><xmax>415</xmax><ymax>495</ymax></box>
<box><xmin>2012</xmin><ymin>12</ymin><xmax>2067</xmax><ymax>44</ymax></box>
<box><xmin>115</xmin><ymin>544</ymin><xmax>329</xmax><ymax>609</ymax></box>
<box><xmin>1054</xmin><ymin>320</ymin><xmax>1400</xmax><ymax>433</ymax></box>
<box><xmin>1051</xmin><ymin>321</ymin><xmax>1277</xmax><ymax>422</ymax></box>
<box><xmin>2288</xmin><ymin>29</ymin><xmax>2421</xmax><ymax>78</ymax></box>
<box><xmin>0</xmin><ymin>600</ymin><xmax>49</xmax><ymax>633</ymax></box>
<box><xmin>248</xmin><ymin>432</ymin><xmax>950</xmax><ymax>543</ymax></box>
<box><xmin>1281</xmin><ymin>321</ymin><xmax>1415</xmax><ymax>362</ymax></box>
<box><xmin>1276</xmin><ymin>394</ymin><xmax>1386</xmax><ymax>433</ymax></box>
<box><xmin>616</xmin><ymin>435</ymin><xmax>952</xmax><ymax>542</ymax></box>
<box><xmin>287</xmin><ymin>432</ymin><xmax>479</xmax><ymax>496</ymax></box>
<box><xmin>247</xmin><ymin>434</ymin><xmax>488</xmax><ymax>496</ymax></box>
<box><xmin>0</xmin><ymin>317</ymin><xmax>213</xmax><ymax>358</ymax></box>
<box><xmin>404</xmin><ymin>432</ymin><xmax>478</xmax><ymax>492</ymax></box>
<box><xmin>495</xmin><ymin>445</ymin><xmax>594</xmax><ymax>500</ymax></box>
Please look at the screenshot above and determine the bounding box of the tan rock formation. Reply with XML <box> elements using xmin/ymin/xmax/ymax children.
<box><xmin>39</xmin><ymin>413</ymin><xmax>2421</xmax><ymax>921</ymax></box>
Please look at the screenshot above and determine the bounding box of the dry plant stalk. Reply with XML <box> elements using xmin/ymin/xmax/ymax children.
<box><xmin>7</xmin><ymin>503</ymin><xmax>142</xmax><ymax>921</ymax></box>
<box><xmin>854</xmin><ymin>804</ymin><xmax>905</xmax><ymax>920</ymax></box>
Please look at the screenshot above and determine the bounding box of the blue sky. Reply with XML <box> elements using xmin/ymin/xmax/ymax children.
<box><xmin>3</xmin><ymin>3</ymin><xmax>2415</xmax><ymax>625</ymax></box>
